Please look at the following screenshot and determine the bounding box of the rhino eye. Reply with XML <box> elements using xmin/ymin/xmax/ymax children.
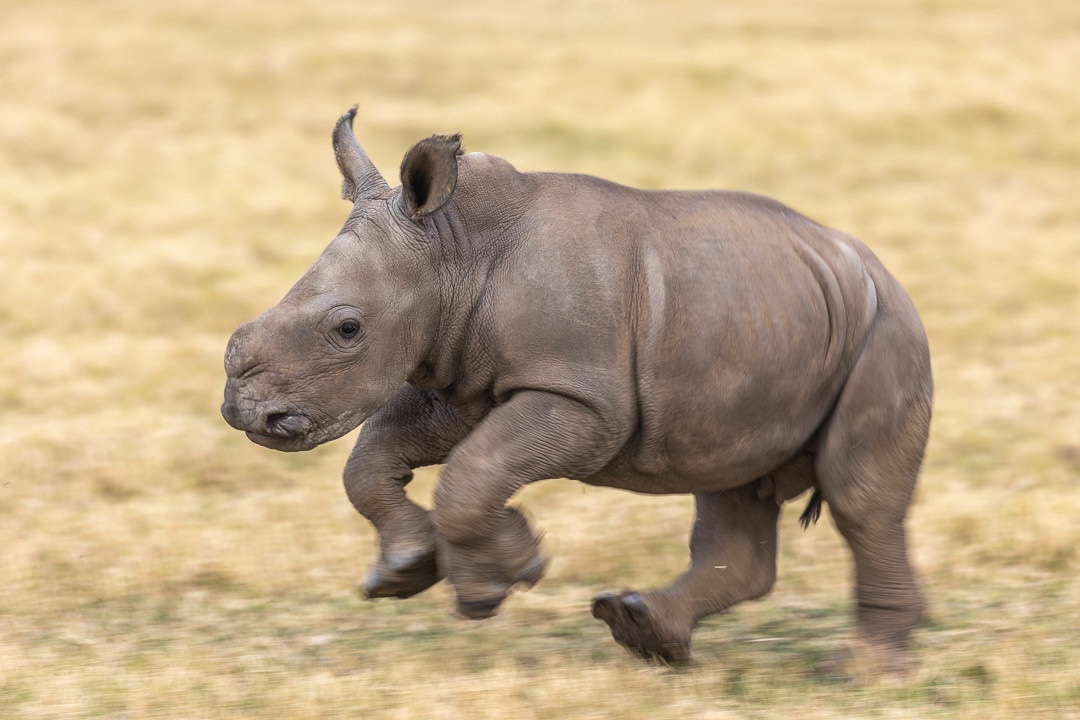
<box><xmin>338</xmin><ymin>320</ymin><xmax>361</xmax><ymax>339</ymax></box>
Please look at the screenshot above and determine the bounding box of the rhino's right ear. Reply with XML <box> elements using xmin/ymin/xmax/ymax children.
<box><xmin>399</xmin><ymin>134</ymin><xmax>463</xmax><ymax>221</ymax></box>
<box><xmin>333</xmin><ymin>106</ymin><xmax>390</xmax><ymax>202</ymax></box>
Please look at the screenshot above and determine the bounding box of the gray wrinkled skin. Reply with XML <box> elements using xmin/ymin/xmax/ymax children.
<box><xmin>222</xmin><ymin>107</ymin><xmax>932</xmax><ymax>672</ymax></box>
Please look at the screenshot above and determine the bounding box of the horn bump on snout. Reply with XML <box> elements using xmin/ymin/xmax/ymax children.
<box><xmin>223</xmin><ymin>321</ymin><xmax>258</xmax><ymax>379</ymax></box>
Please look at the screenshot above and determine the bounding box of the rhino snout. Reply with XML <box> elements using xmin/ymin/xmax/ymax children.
<box><xmin>221</xmin><ymin>387</ymin><xmax>313</xmax><ymax>439</ymax></box>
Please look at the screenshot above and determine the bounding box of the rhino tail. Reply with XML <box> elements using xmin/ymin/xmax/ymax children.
<box><xmin>799</xmin><ymin>489</ymin><xmax>824</xmax><ymax>530</ymax></box>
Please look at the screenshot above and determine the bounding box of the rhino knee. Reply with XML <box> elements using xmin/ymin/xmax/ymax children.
<box><xmin>341</xmin><ymin>449</ymin><xmax>414</xmax><ymax>520</ymax></box>
<box><xmin>732</xmin><ymin>537</ymin><xmax>779</xmax><ymax>602</ymax></box>
<box><xmin>747</xmin><ymin>559</ymin><xmax>777</xmax><ymax>601</ymax></box>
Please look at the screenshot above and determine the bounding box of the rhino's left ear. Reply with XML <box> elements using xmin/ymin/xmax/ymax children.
<box><xmin>399</xmin><ymin>134</ymin><xmax>463</xmax><ymax>221</ymax></box>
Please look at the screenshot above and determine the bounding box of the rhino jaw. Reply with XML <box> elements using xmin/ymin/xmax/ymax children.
<box><xmin>237</xmin><ymin>412</ymin><xmax>314</xmax><ymax>451</ymax></box>
<box><xmin>244</xmin><ymin>428</ymin><xmax>315</xmax><ymax>452</ymax></box>
<box><xmin>238</xmin><ymin>413</ymin><xmax>323</xmax><ymax>453</ymax></box>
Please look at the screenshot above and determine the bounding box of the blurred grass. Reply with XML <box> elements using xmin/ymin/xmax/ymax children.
<box><xmin>2</xmin><ymin>0</ymin><xmax>1079</xmax><ymax>717</ymax></box>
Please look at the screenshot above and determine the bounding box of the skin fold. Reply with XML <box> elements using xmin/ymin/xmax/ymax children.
<box><xmin>222</xmin><ymin>107</ymin><xmax>932</xmax><ymax>672</ymax></box>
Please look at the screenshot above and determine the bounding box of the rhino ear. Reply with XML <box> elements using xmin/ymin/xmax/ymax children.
<box><xmin>333</xmin><ymin>106</ymin><xmax>390</xmax><ymax>202</ymax></box>
<box><xmin>399</xmin><ymin>134</ymin><xmax>463</xmax><ymax>220</ymax></box>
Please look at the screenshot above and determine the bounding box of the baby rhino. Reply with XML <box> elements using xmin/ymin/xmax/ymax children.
<box><xmin>222</xmin><ymin>107</ymin><xmax>932</xmax><ymax>674</ymax></box>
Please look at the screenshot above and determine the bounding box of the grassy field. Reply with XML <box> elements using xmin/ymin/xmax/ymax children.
<box><xmin>3</xmin><ymin>0</ymin><xmax>1079</xmax><ymax>717</ymax></box>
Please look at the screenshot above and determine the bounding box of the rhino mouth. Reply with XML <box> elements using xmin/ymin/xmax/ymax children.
<box><xmin>221</xmin><ymin>398</ymin><xmax>317</xmax><ymax>452</ymax></box>
<box><xmin>237</xmin><ymin>412</ymin><xmax>313</xmax><ymax>452</ymax></box>
<box><xmin>245</xmin><ymin>429</ymin><xmax>318</xmax><ymax>452</ymax></box>
<box><xmin>264</xmin><ymin>412</ymin><xmax>313</xmax><ymax>437</ymax></box>
<box><xmin>222</xmin><ymin>390</ymin><xmax>368</xmax><ymax>452</ymax></box>
<box><xmin>242</xmin><ymin>412</ymin><xmax>365</xmax><ymax>453</ymax></box>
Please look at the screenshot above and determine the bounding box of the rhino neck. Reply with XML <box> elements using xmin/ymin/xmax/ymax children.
<box><xmin>408</xmin><ymin>155</ymin><xmax>535</xmax><ymax>401</ymax></box>
<box><xmin>407</xmin><ymin>202</ymin><xmax>502</xmax><ymax>399</ymax></box>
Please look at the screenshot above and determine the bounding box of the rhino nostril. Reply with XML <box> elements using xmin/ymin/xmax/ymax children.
<box><xmin>265</xmin><ymin>413</ymin><xmax>313</xmax><ymax>438</ymax></box>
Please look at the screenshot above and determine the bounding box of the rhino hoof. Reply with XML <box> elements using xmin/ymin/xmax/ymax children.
<box><xmin>517</xmin><ymin>554</ymin><xmax>548</xmax><ymax>589</ymax></box>
<box><xmin>455</xmin><ymin>597</ymin><xmax>502</xmax><ymax>620</ymax></box>
<box><xmin>361</xmin><ymin>550</ymin><xmax>441</xmax><ymax>600</ymax></box>
<box><xmin>814</xmin><ymin>639</ymin><xmax>917</xmax><ymax>683</ymax></box>
<box><xmin>591</xmin><ymin>591</ymin><xmax>691</xmax><ymax>665</ymax></box>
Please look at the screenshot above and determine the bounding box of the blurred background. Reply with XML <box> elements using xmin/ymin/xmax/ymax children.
<box><xmin>1</xmin><ymin>0</ymin><xmax>1078</xmax><ymax>717</ymax></box>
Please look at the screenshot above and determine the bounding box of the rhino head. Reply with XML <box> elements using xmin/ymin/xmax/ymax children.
<box><xmin>221</xmin><ymin>107</ymin><xmax>462</xmax><ymax>451</ymax></box>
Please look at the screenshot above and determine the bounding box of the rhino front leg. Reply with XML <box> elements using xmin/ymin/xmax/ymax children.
<box><xmin>592</xmin><ymin>482</ymin><xmax>781</xmax><ymax>663</ymax></box>
<box><xmin>343</xmin><ymin>385</ymin><xmax>470</xmax><ymax>600</ymax></box>
<box><xmin>432</xmin><ymin>390</ymin><xmax>617</xmax><ymax>619</ymax></box>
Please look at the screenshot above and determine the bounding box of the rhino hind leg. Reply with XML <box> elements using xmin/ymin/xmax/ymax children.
<box><xmin>813</xmin><ymin>308</ymin><xmax>932</xmax><ymax>676</ymax></box>
<box><xmin>593</xmin><ymin>482</ymin><xmax>781</xmax><ymax>663</ymax></box>
<box><xmin>591</xmin><ymin>591</ymin><xmax>691</xmax><ymax>664</ymax></box>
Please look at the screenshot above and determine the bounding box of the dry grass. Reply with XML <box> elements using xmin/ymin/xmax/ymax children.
<box><xmin>2</xmin><ymin>0</ymin><xmax>1079</xmax><ymax>717</ymax></box>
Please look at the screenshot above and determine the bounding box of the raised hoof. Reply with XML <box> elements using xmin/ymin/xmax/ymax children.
<box><xmin>591</xmin><ymin>591</ymin><xmax>691</xmax><ymax>665</ymax></box>
<box><xmin>517</xmin><ymin>554</ymin><xmax>548</xmax><ymax>589</ymax></box>
<box><xmin>455</xmin><ymin>597</ymin><xmax>503</xmax><ymax>620</ymax></box>
<box><xmin>449</xmin><ymin>553</ymin><xmax>548</xmax><ymax>621</ymax></box>
<box><xmin>361</xmin><ymin>549</ymin><xmax>442</xmax><ymax>600</ymax></box>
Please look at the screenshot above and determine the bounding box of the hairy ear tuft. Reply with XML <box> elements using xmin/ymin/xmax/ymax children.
<box><xmin>399</xmin><ymin>134</ymin><xmax>463</xmax><ymax>220</ymax></box>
